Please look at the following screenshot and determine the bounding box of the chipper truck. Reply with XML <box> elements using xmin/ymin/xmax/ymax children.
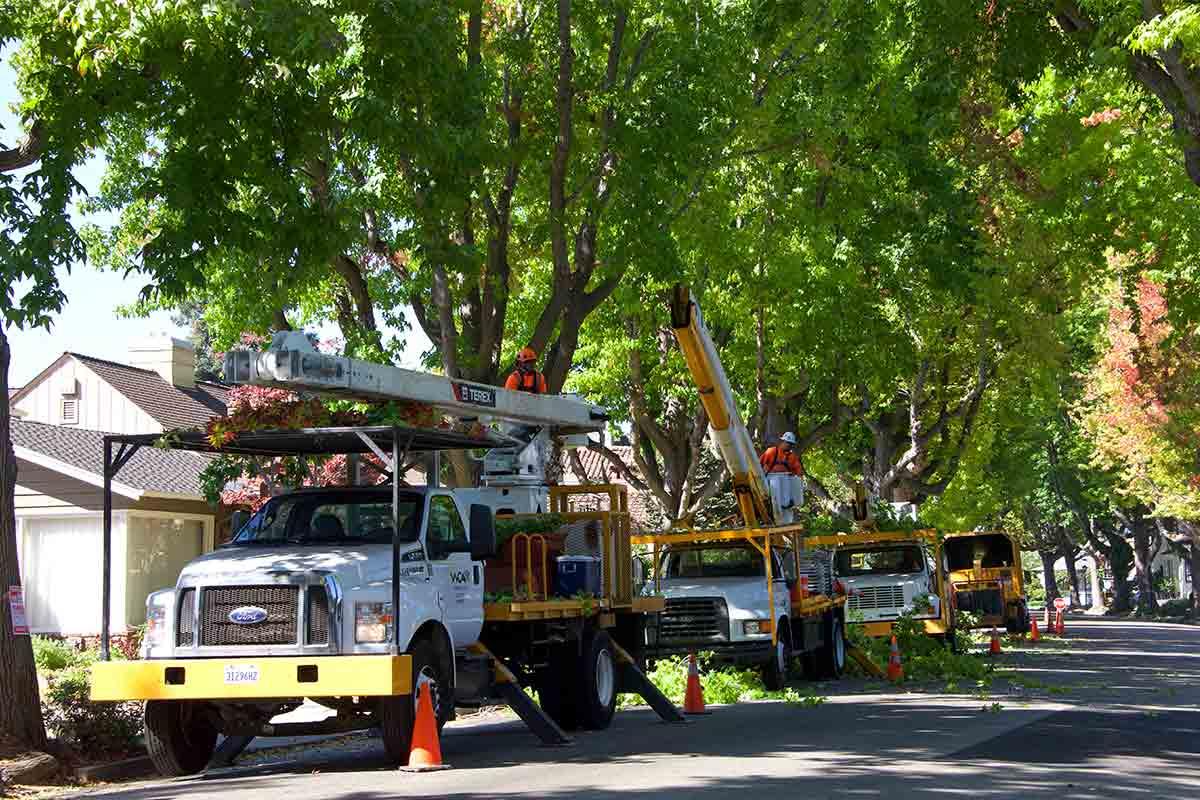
<box><xmin>638</xmin><ymin>286</ymin><xmax>847</xmax><ymax>687</ymax></box>
<box><xmin>89</xmin><ymin>334</ymin><xmax>678</xmax><ymax>776</ymax></box>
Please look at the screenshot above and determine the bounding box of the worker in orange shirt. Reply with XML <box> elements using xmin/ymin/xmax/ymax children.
<box><xmin>504</xmin><ymin>347</ymin><xmax>548</xmax><ymax>394</ymax></box>
<box><xmin>760</xmin><ymin>432</ymin><xmax>804</xmax><ymax>476</ymax></box>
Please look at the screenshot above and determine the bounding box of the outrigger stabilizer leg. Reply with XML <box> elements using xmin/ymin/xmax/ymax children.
<box><xmin>469</xmin><ymin>644</ymin><xmax>572</xmax><ymax>747</ymax></box>
<box><xmin>208</xmin><ymin>735</ymin><xmax>254</xmax><ymax>769</ymax></box>
<box><xmin>610</xmin><ymin>641</ymin><xmax>686</xmax><ymax>724</ymax></box>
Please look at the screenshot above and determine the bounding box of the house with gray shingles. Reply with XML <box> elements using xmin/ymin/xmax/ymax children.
<box><xmin>8</xmin><ymin>337</ymin><xmax>227</xmax><ymax>635</ymax></box>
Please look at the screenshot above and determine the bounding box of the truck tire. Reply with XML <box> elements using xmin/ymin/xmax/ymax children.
<box><xmin>537</xmin><ymin>645</ymin><xmax>581</xmax><ymax>731</ymax></box>
<box><xmin>576</xmin><ymin>628</ymin><xmax>618</xmax><ymax>730</ymax></box>
<box><xmin>761</xmin><ymin>619</ymin><xmax>793</xmax><ymax>691</ymax></box>
<box><xmin>380</xmin><ymin>637</ymin><xmax>448</xmax><ymax>765</ymax></box>
<box><xmin>817</xmin><ymin>613</ymin><xmax>846</xmax><ymax>679</ymax></box>
<box><xmin>1006</xmin><ymin>601</ymin><xmax>1031</xmax><ymax>635</ymax></box>
<box><xmin>144</xmin><ymin>700</ymin><xmax>218</xmax><ymax>777</ymax></box>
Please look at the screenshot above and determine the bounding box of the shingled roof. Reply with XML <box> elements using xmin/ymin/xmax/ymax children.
<box><xmin>69</xmin><ymin>353</ymin><xmax>229</xmax><ymax>431</ymax></box>
<box><xmin>11</xmin><ymin>418</ymin><xmax>213</xmax><ymax>497</ymax></box>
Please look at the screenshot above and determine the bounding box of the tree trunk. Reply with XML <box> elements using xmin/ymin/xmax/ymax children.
<box><xmin>1061</xmin><ymin>544</ymin><xmax>1082</xmax><ymax>608</ymax></box>
<box><xmin>0</xmin><ymin>328</ymin><xmax>49</xmax><ymax>749</ymax></box>
<box><xmin>1180</xmin><ymin>520</ymin><xmax>1200</xmax><ymax>619</ymax></box>
<box><xmin>1106</xmin><ymin>530</ymin><xmax>1134</xmax><ymax>613</ymax></box>
<box><xmin>1087</xmin><ymin>550</ymin><xmax>1106</xmax><ymax>612</ymax></box>
<box><xmin>1039</xmin><ymin>550</ymin><xmax>1060</xmax><ymax>602</ymax></box>
<box><xmin>1130</xmin><ymin>512</ymin><xmax>1159</xmax><ymax>614</ymax></box>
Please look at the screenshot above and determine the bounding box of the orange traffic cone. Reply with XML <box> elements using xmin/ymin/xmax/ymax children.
<box><xmin>401</xmin><ymin>678</ymin><xmax>450</xmax><ymax>772</ymax></box>
<box><xmin>1029</xmin><ymin>618</ymin><xmax>1041</xmax><ymax>642</ymax></box>
<box><xmin>887</xmin><ymin>635</ymin><xmax>904</xmax><ymax>682</ymax></box>
<box><xmin>989</xmin><ymin>626</ymin><xmax>1002</xmax><ymax>655</ymax></box>
<box><xmin>1055</xmin><ymin>610</ymin><xmax>1065</xmax><ymax>635</ymax></box>
<box><xmin>683</xmin><ymin>651</ymin><xmax>709</xmax><ymax>714</ymax></box>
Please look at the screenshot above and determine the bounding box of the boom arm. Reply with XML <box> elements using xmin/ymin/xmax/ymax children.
<box><xmin>223</xmin><ymin>332</ymin><xmax>607</xmax><ymax>434</ymax></box>
<box><xmin>669</xmin><ymin>286</ymin><xmax>774</xmax><ymax>527</ymax></box>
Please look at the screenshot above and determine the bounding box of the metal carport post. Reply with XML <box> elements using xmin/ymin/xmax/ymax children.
<box><xmin>100</xmin><ymin>435</ymin><xmax>143</xmax><ymax>662</ymax></box>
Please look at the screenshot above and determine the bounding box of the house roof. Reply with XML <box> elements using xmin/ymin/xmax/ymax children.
<box><xmin>11</xmin><ymin>418</ymin><xmax>212</xmax><ymax>498</ymax></box>
<box><xmin>69</xmin><ymin>353</ymin><xmax>229</xmax><ymax>431</ymax></box>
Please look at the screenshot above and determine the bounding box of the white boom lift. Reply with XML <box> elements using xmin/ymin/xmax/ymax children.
<box><xmin>224</xmin><ymin>331</ymin><xmax>607</xmax><ymax>432</ymax></box>
<box><xmin>223</xmin><ymin>331</ymin><xmax>608</xmax><ymax>503</ymax></box>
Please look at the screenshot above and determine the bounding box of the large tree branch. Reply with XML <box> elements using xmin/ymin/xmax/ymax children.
<box><xmin>586</xmin><ymin>442</ymin><xmax>648</xmax><ymax>491</ymax></box>
<box><xmin>0</xmin><ymin>120</ymin><xmax>43</xmax><ymax>173</ymax></box>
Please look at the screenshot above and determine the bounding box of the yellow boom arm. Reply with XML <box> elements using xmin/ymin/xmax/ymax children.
<box><xmin>669</xmin><ymin>285</ymin><xmax>774</xmax><ymax>527</ymax></box>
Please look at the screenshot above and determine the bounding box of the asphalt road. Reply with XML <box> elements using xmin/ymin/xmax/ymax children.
<box><xmin>73</xmin><ymin>617</ymin><xmax>1200</xmax><ymax>799</ymax></box>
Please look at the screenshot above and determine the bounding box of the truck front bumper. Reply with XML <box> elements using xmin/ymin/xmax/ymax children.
<box><xmin>90</xmin><ymin>655</ymin><xmax>412</xmax><ymax>702</ymax></box>
<box><xmin>854</xmin><ymin>619</ymin><xmax>949</xmax><ymax>638</ymax></box>
<box><xmin>650</xmin><ymin>641</ymin><xmax>772</xmax><ymax>665</ymax></box>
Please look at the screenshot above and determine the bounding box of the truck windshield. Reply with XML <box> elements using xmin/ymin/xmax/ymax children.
<box><xmin>665</xmin><ymin>546</ymin><xmax>766</xmax><ymax>579</ymax></box>
<box><xmin>944</xmin><ymin>534</ymin><xmax>1014</xmax><ymax>570</ymax></box>
<box><xmin>835</xmin><ymin>546</ymin><xmax>924</xmax><ymax>576</ymax></box>
<box><xmin>229</xmin><ymin>490</ymin><xmax>423</xmax><ymax>546</ymax></box>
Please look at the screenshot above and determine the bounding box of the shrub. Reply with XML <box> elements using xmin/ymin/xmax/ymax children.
<box><xmin>1155</xmin><ymin>597</ymin><xmax>1193</xmax><ymax>618</ymax></box>
<box><xmin>845</xmin><ymin>610</ymin><xmax>993</xmax><ymax>684</ymax></box>
<box><xmin>32</xmin><ymin>636</ymin><xmax>80</xmax><ymax>672</ymax></box>
<box><xmin>41</xmin><ymin>666</ymin><xmax>142</xmax><ymax>759</ymax></box>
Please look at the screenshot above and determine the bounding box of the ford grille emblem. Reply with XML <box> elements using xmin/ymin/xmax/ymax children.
<box><xmin>228</xmin><ymin>606</ymin><xmax>268</xmax><ymax>625</ymax></box>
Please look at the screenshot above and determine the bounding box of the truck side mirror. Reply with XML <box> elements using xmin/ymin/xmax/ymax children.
<box><xmin>229</xmin><ymin>510</ymin><xmax>250</xmax><ymax>538</ymax></box>
<box><xmin>469</xmin><ymin>504</ymin><xmax>497</xmax><ymax>561</ymax></box>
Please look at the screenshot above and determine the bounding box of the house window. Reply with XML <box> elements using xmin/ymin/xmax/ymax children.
<box><xmin>59</xmin><ymin>397</ymin><xmax>79</xmax><ymax>425</ymax></box>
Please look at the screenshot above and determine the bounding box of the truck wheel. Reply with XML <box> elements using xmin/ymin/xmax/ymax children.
<box><xmin>537</xmin><ymin>646</ymin><xmax>581</xmax><ymax>732</ymax></box>
<box><xmin>818</xmin><ymin>614</ymin><xmax>845</xmax><ymax>679</ymax></box>
<box><xmin>144</xmin><ymin>700</ymin><xmax>217</xmax><ymax>777</ymax></box>
<box><xmin>762</xmin><ymin>620</ymin><xmax>793</xmax><ymax>691</ymax></box>
<box><xmin>576</xmin><ymin>628</ymin><xmax>618</xmax><ymax>730</ymax></box>
<box><xmin>380</xmin><ymin>638</ymin><xmax>448</xmax><ymax>765</ymax></box>
<box><xmin>1006</xmin><ymin>601</ymin><xmax>1031</xmax><ymax>635</ymax></box>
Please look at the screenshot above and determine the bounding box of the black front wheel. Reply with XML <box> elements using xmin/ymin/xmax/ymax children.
<box><xmin>144</xmin><ymin>700</ymin><xmax>218</xmax><ymax>777</ymax></box>
<box><xmin>817</xmin><ymin>613</ymin><xmax>846</xmax><ymax>679</ymax></box>
<box><xmin>762</xmin><ymin>620</ymin><xmax>793</xmax><ymax>691</ymax></box>
<box><xmin>380</xmin><ymin>637</ymin><xmax>449</xmax><ymax>766</ymax></box>
<box><xmin>575</xmin><ymin>628</ymin><xmax>618</xmax><ymax>730</ymax></box>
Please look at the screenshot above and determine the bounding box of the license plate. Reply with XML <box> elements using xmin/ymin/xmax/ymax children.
<box><xmin>224</xmin><ymin>663</ymin><xmax>260</xmax><ymax>685</ymax></box>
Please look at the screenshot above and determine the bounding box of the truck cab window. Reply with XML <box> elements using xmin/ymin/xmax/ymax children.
<box><xmin>427</xmin><ymin>495</ymin><xmax>468</xmax><ymax>559</ymax></box>
<box><xmin>228</xmin><ymin>490</ymin><xmax>422</xmax><ymax>546</ymax></box>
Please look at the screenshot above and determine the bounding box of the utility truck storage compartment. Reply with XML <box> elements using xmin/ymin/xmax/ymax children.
<box><xmin>556</xmin><ymin>556</ymin><xmax>601</xmax><ymax>597</ymax></box>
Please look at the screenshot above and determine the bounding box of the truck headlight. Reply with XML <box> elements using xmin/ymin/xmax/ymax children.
<box><xmin>355</xmin><ymin>602</ymin><xmax>393</xmax><ymax>643</ymax></box>
<box><xmin>742</xmin><ymin>619</ymin><xmax>771</xmax><ymax>636</ymax></box>
<box><xmin>143</xmin><ymin>590</ymin><xmax>174</xmax><ymax>654</ymax></box>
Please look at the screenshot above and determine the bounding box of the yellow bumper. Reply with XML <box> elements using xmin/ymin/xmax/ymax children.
<box><xmin>856</xmin><ymin>619</ymin><xmax>949</xmax><ymax>638</ymax></box>
<box><xmin>90</xmin><ymin>655</ymin><xmax>412</xmax><ymax>702</ymax></box>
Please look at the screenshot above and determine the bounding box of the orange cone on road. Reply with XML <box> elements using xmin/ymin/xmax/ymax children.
<box><xmin>1029</xmin><ymin>618</ymin><xmax>1041</xmax><ymax>642</ymax></box>
<box><xmin>989</xmin><ymin>626</ymin><xmax>1002</xmax><ymax>655</ymax></box>
<box><xmin>684</xmin><ymin>651</ymin><xmax>709</xmax><ymax>714</ymax></box>
<box><xmin>1055</xmin><ymin>610</ymin><xmax>1065</xmax><ymax>635</ymax></box>
<box><xmin>887</xmin><ymin>635</ymin><xmax>904</xmax><ymax>682</ymax></box>
<box><xmin>402</xmin><ymin>678</ymin><xmax>450</xmax><ymax>772</ymax></box>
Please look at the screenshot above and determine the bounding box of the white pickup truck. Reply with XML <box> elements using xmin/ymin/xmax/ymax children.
<box><xmin>648</xmin><ymin>542</ymin><xmax>844</xmax><ymax>689</ymax></box>
<box><xmin>93</xmin><ymin>481</ymin><xmax>669</xmax><ymax>776</ymax></box>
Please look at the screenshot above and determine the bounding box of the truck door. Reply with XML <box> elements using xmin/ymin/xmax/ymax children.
<box><xmin>425</xmin><ymin>494</ymin><xmax>484</xmax><ymax>647</ymax></box>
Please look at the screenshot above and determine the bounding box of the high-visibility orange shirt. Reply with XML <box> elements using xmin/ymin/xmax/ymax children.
<box><xmin>504</xmin><ymin>370</ymin><xmax>547</xmax><ymax>394</ymax></box>
<box><xmin>760</xmin><ymin>446</ymin><xmax>804</xmax><ymax>476</ymax></box>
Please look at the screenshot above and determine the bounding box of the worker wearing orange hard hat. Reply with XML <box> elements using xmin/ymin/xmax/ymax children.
<box><xmin>504</xmin><ymin>347</ymin><xmax>548</xmax><ymax>394</ymax></box>
<box><xmin>760</xmin><ymin>432</ymin><xmax>804</xmax><ymax>476</ymax></box>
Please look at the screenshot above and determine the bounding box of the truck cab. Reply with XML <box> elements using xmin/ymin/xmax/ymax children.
<box><xmin>833</xmin><ymin>539</ymin><xmax>945</xmax><ymax>637</ymax></box>
<box><xmin>650</xmin><ymin>542</ymin><xmax>793</xmax><ymax>688</ymax></box>
<box><xmin>145</xmin><ymin>486</ymin><xmax>485</xmax><ymax>665</ymax></box>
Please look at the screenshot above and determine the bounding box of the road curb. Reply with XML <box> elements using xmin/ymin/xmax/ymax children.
<box><xmin>74</xmin><ymin>755</ymin><xmax>155</xmax><ymax>783</ymax></box>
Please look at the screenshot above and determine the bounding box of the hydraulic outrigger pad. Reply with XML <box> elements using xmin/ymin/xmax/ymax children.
<box><xmin>469</xmin><ymin>644</ymin><xmax>572</xmax><ymax>747</ymax></box>
<box><xmin>610</xmin><ymin>641</ymin><xmax>687</xmax><ymax>724</ymax></box>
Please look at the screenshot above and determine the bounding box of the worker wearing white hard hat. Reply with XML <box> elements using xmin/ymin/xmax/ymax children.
<box><xmin>760</xmin><ymin>431</ymin><xmax>804</xmax><ymax>476</ymax></box>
